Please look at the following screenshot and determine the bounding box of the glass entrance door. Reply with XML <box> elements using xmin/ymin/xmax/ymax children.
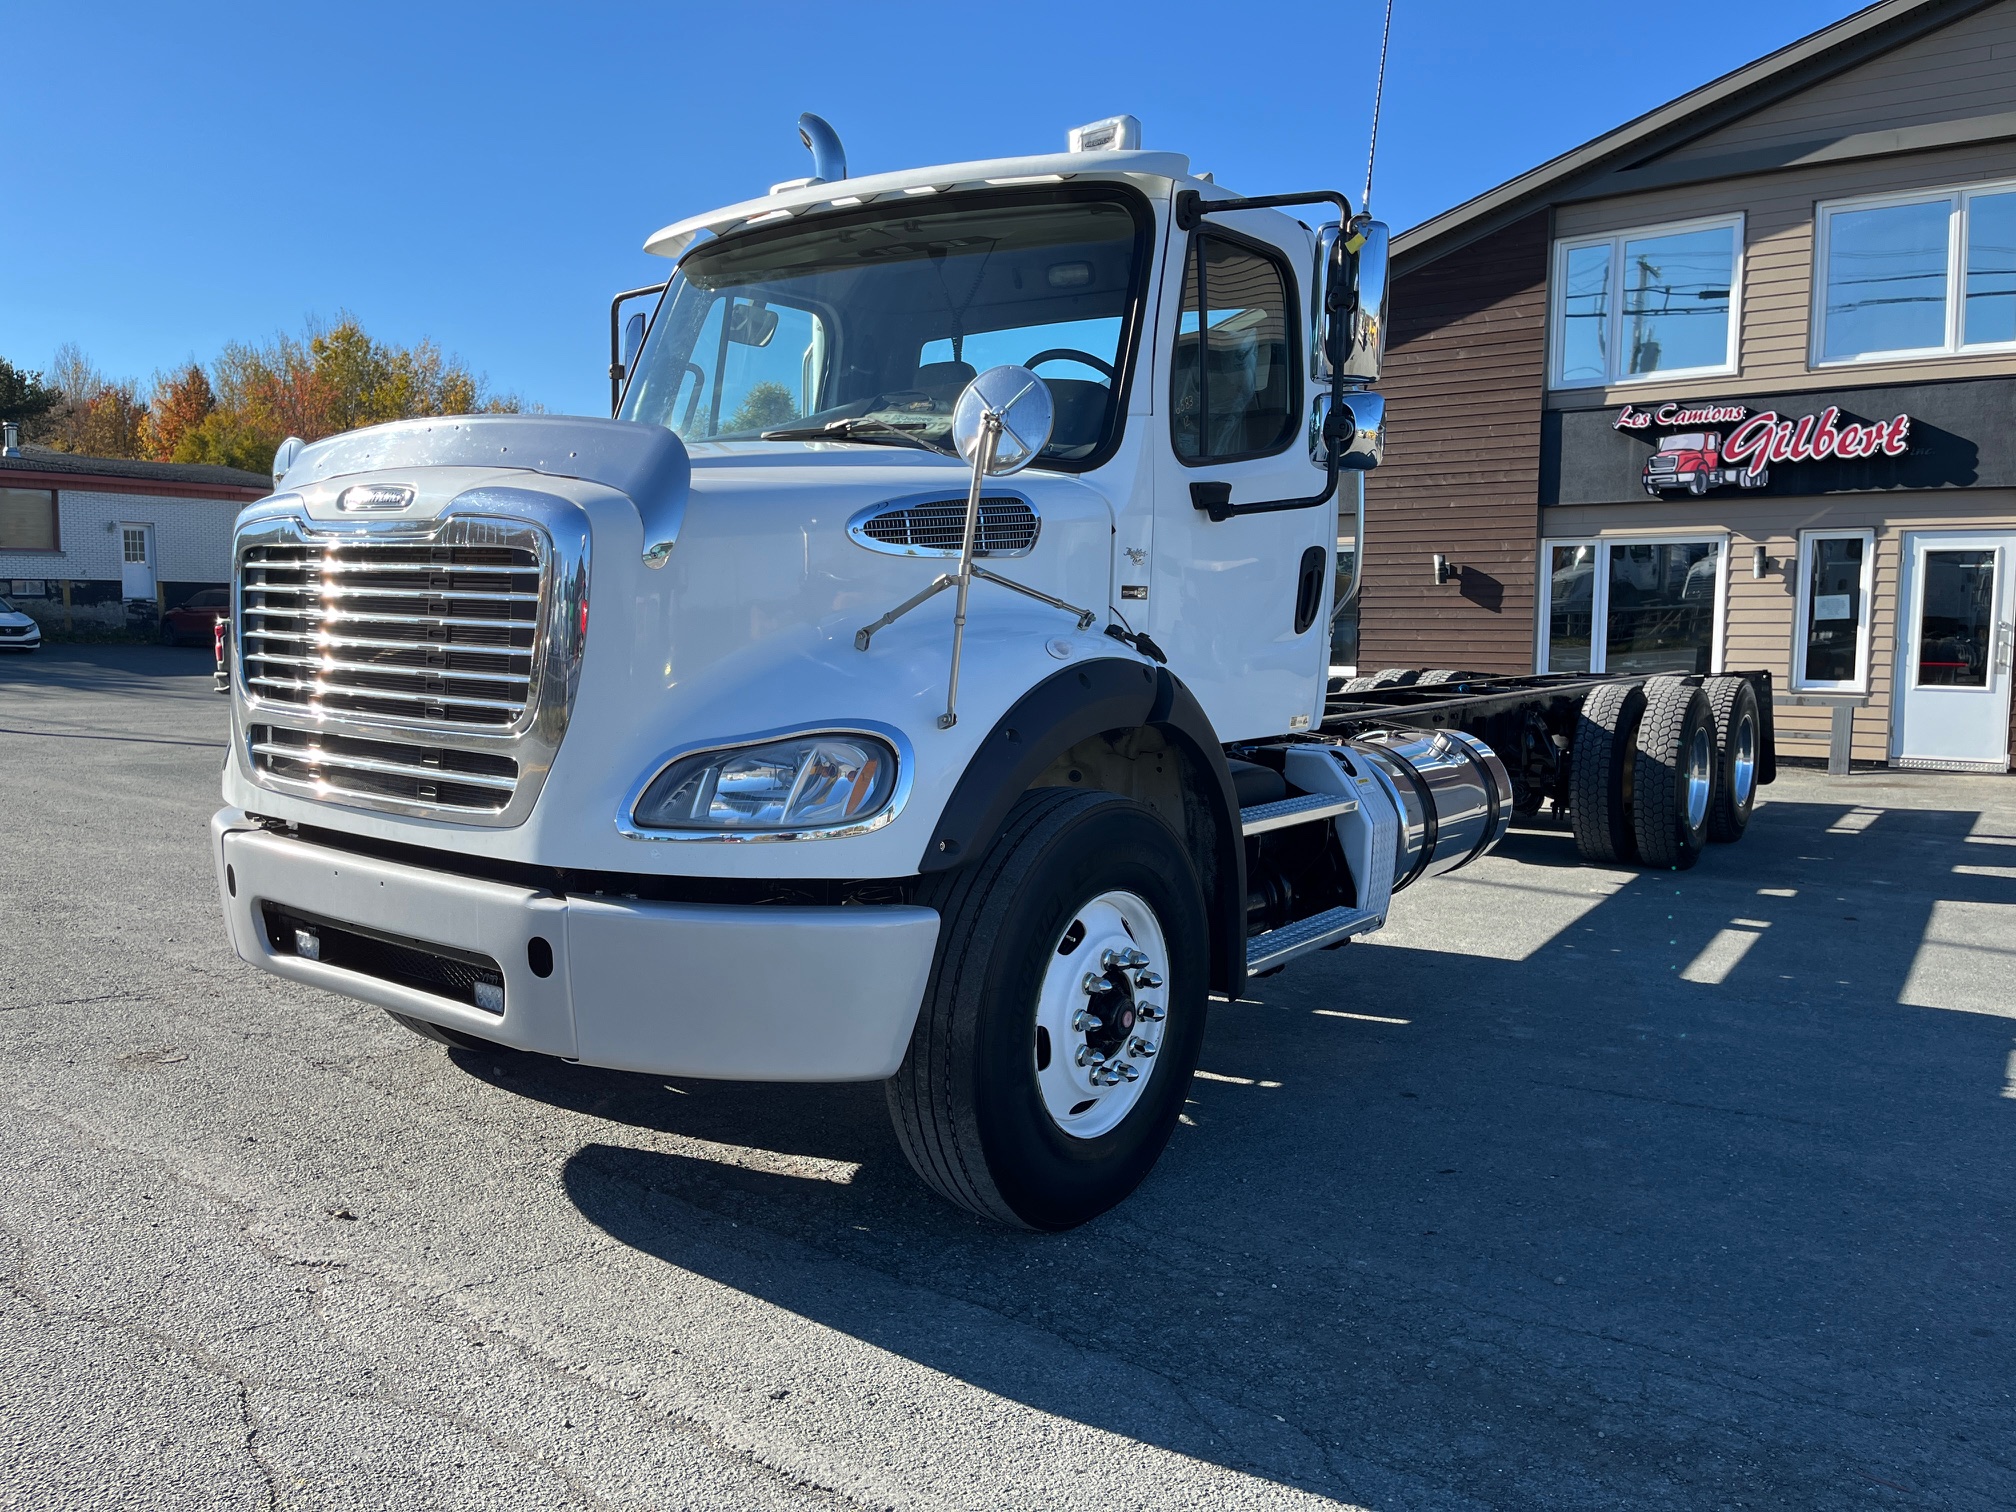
<box><xmin>1893</xmin><ymin>532</ymin><xmax>2015</xmax><ymax>771</ymax></box>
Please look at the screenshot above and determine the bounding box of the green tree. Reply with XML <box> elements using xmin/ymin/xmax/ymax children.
<box><xmin>0</xmin><ymin>357</ymin><xmax>57</xmax><ymax>427</ymax></box>
<box><xmin>725</xmin><ymin>381</ymin><xmax>798</xmax><ymax>434</ymax></box>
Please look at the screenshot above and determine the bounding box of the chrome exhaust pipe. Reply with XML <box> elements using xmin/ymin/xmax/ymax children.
<box><xmin>797</xmin><ymin>113</ymin><xmax>847</xmax><ymax>185</ymax></box>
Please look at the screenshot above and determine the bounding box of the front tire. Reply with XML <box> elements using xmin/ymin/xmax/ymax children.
<box><xmin>886</xmin><ymin>789</ymin><xmax>1209</xmax><ymax>1230</ymax></box>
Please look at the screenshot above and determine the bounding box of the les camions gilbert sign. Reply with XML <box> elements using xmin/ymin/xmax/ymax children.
<box><xmin>1614</xmin><ymin>399</ymin><xmax>1912</xmax><ymax>498</ymax></box>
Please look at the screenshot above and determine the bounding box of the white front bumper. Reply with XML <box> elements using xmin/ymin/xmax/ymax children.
<box><xmin>212</xmin><ymin>810</ymin><xmax>939</xmax><ymax>1081</ymax></box>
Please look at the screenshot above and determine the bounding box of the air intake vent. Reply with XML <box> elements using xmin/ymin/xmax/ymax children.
<box><xmin>249</xmin><ymin>725</ymin><xmax>518</xmax><ymax>813</ymax></box>
<box><xmin>239</xmin><ymin>540</ymin><xmax>543</xmax><ymax>728</ymax></box>
<box><xmin>849</xmin><ymin>496</ymin><xmax>1040</xmax><ymax>558</ymax></box>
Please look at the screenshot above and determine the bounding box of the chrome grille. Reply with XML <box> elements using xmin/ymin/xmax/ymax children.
<box><xmin>853</xmin><ymin>497</ymin><xmax>1039</xmax><ymax>556</ymax></box>
<box><xmin>249</xmin><ymin>725</ymin><xmax>519</xmax><ymax>813</ymax></box>
<box><xmin>239</xmin><ymin>540</ymin><xmax>542</xmax><ymax>728</ymax></box>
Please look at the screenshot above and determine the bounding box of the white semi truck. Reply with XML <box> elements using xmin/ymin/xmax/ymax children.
<box><xmin>212</xmin><ymin>116</ymin><xmax>1773</xmax><ymax>1229</ymax></box>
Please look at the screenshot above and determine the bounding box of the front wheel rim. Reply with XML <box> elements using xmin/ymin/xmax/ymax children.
<box><xmin>1033</xmin><ymin>889</ymin><xmax>1169</xmax><ymax>1140</ymax></box>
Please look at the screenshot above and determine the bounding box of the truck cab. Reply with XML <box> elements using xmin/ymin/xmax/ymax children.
<box><xmin>212</xmin><ymin>118</ymin><xmax>1530</xmax><ymax>1231</ymax></box>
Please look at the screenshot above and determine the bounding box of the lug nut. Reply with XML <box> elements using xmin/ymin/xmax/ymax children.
<box><xmin>1099</xmin><ymin>948</ymin><xmax>1121</xmax><ymax>968</ymax></box>
<box><xmin>1129</xmin><ymin>1037</ymin><xmax>1156</xmax><ymax>1058</ymax></box>
<box><xmin>1073</xmin><ymin>1009</ymin><xmax>1103</xmax><ymax>1032</ymax></box>
<box><xmin>1116</xmin><ymin>1061</ymin><xmax>1140</xmax><ymax>1082</ymax></box>
<box><xmin>1075</xmin><ymin>1045</ymin><xmax>1106</xmax><ymax>1068</ymax></box>
<box><xmin>1133</xmin><ymin>969</ymin><xmax>1163</xmax><ymax>990</ymax></box>
<box><xmin>1123</xmin><ymin>948</ymin><xmax>1149</xmax><ymax>968</ymax></box>
<box><xmin>1080</xmin><ymin>972</ymin><xmax>1108</xmax><ymax>995</ymax></box>
<box><xmin>1135</xmin><ymin>1002</ymin><xmax>1165</xmax><ymax>1022</ymax></box>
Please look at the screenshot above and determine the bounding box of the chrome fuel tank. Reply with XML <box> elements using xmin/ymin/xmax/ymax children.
<box><xmin>1345</xmin><ymin>729</ymin><xmax>1513</xmax><ymax>890</ymax></box>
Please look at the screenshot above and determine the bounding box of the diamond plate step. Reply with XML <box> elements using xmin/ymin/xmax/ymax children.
<box><xmin>1239</xmin><ymin>792</ymin><xmax>1358</xmax><ymax>836</ymax></box>
<box><xmin>1245</xmin><ymin>905</ymin><xmax>1384</xmax><ymax>975</ymax></box>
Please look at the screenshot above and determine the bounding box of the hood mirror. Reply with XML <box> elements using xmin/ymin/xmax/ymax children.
<box><xmin>272</xmin><ymin>435</ymin><xmax>306</xmax><ymax>487</ymax></box>
<box><xmin>951</xmin><ymin>364</ymin><xmax>1054</xmax><ymax>476</ymax></box>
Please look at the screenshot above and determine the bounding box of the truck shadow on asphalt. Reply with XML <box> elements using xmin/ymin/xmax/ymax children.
<box><xmin>465</xmin><ymin>792</ymin><xmax>2016</xmax><ymax>1505</ymax></box>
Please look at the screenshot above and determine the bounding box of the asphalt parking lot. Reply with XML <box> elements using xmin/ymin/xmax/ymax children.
<box><xmin>2</xmin><ymin>644</ymin><xmax>2012</xmax><ymax>1510</ymax></box>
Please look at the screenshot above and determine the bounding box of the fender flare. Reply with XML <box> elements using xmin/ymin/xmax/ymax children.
<box><xmin>919</xmin><ymin>658</ymin><xmax>1247</xmax><ymax>997</ymax></box>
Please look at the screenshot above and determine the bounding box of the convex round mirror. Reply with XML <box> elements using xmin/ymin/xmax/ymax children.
<box><xmin>952</xmin><ymin>364</ymin><xmax>1054</xmax><ymax>476</ymax></box>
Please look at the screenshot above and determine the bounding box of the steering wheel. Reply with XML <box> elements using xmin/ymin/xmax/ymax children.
<box><xmin>1025</xmin><ymin>348</ymin><xmax>1115</xmax><ymax>381</ymax></box>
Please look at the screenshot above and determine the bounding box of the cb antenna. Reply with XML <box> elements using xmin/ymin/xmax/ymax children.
<box><xmin>1362</xmin><ymin>0</ymin><xmax>1395</xmax><ymax>215</ymax></box>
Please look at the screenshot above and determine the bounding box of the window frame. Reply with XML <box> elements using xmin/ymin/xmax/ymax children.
<box><xmin>1790</xmin><ymin>528</ymin><xmax>1876</xmax><ymax>692</ymax></box>
<box><xmin>1811</xmin><ymin>177</ymin><xmax>2016</xmax><ymax>366</ymax></box>
<box><xmin>1536</xmin><ymin>533</ymin><xmax>1730</xmax><ymax>674</ymax></box>
<box><xmin>1548</xmin><ymin>213</ymin><xmax>1745</xmax><ymax>390</ymax></box>
<box><xmin>0</xmin><ymin>486</ymin><xmax>61</xmax><ymax>555</ymax></box>
<box><xmin>1169</xmin><ymin>223</ymin><xmax>1303</xmax><ymax>467</ymax></box>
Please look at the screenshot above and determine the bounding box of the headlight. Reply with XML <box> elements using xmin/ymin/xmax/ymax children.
<box><xmin>630</xmin><ymin>733</ymin><xmax>899</xmax><ymax>834</ymax></box>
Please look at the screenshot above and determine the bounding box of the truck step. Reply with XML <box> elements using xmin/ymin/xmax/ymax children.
<box><xmin>1245</xmin><ymin>905</ymin><xmax>1384</xmax><ymax>975</ymax></box>
<box><xmin>1239</xmin><ymin>792</ymin><xmax>1358</xmax><ymax>836</ymax></box>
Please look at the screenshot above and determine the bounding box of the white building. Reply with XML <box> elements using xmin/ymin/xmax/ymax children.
<box><xmin>0</xmin><ymin>444</ymin><xmax>269</xmax><ymax>629</ymax></box>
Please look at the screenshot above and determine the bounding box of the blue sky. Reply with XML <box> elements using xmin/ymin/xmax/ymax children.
<box><xmin>2</xmin><ymin>0</ymin><xmax>1861</xmax><ymax>418</ymax></box>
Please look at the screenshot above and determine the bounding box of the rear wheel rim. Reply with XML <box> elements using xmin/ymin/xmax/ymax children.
<box><xmin>1731</xmin><ymin>712</ymin><xmax>1757</xmax><ymax>806</ymax></box>
<box><xmin>1033</xmin><ymin>889</ymin><xmax>1168</xmax><ymax>1140</ymax></box>
<box><xmin>1685</xmin><ymin>726</ymin><xmax>1714</xmax><ymax>830</ymax></box>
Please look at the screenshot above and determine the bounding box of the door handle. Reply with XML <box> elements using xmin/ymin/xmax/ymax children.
<box><xmin>1997</xmin><ymin>620</ymin><xmax>2013</xmax><ymax>674</ymax></box>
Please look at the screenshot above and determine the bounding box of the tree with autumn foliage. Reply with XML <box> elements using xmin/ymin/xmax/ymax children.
<box><xmin>2</xmin><ymin>317</ymin><xmax>531</xmax><ymax>472</ymax></box>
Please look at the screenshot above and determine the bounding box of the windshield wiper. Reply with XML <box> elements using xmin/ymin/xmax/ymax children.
<box><xmin>760</xmin><ymin>417</ymin><xmax>950</xmax><ymax>454</ymax></box>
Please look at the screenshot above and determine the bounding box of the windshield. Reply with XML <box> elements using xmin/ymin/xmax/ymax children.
<box><xmin>0</xmin><ymin>597</ymin><xmax>14</xmax><ymax>613</ymax></box>
<box><xmin>620</xmin><ymin>187</ymin><xmax>1149</xmax><ymax>468</ymax></box>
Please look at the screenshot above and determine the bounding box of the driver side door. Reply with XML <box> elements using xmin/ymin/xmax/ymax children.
<box><xmin>1146</xmin><ymin>216</ymin><xmax>1332</xmax><ymax>741</ymax></box>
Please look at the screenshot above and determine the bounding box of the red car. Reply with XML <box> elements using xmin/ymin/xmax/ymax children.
<box><xmin>160</xmin><ymin>587</ymin><xmax>231</xmax><ymax>646</ymax></box>
<box><xmin>212</xmin><ymin>617</ymin><xmax>231</xmax><ymax>694</ymax></box>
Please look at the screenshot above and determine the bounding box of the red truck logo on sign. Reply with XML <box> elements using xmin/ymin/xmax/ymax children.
<box><xmin>1615</xmin><ymin>401</ymin><xmax>1911</xmax><ymax>496</ymax></box>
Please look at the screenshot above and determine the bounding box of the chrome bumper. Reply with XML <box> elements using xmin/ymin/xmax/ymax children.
<box><xmin>212</xmin><ymin>809</ymin><xmax>939</xmax><ymax>1081</ymax></box>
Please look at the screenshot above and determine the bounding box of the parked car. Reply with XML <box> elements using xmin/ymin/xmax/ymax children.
<box><xmin>161</xmin><ymin>587</ymin><xmax>232</xmax><ymax>646</ymax></box>
<box><xmin>0</xmin><ymin>595</ymin><xmax>41</xmax><ymax>652</ymax></box>
<box><xmin>213</xmin><ymin>617</ymin><xmax>230</xmax><ymax>693</ymax></box>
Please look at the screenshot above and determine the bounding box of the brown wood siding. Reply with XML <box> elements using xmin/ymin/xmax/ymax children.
<box><xmin>1360</xmin><ymin>210</ymin><xmax>1548</xmax><ymax>675</ymax></box>
<box><xmin>1657</xmin><ymin>0</ymin><xmax>2016</xmax><ymax>166</ymax></box>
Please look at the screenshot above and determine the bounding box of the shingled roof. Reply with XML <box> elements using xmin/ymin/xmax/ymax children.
<box><xmin>0</xmin><ymin>444</ymin><xmax>270</xmax><ymax>494</ymax></box>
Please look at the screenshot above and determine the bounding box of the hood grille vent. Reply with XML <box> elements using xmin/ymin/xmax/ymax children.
<box><xmin>850</xmin><ymin>496</ymin><xmax>1039</xmax><ymax>558</ymax></box>
<box><xmin>239</xmin><ymin>540</ymin><xmax>542</xmax><ymax>728</ymax></box>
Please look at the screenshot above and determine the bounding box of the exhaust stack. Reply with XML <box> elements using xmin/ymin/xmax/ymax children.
<box><xmin>797</xmin><ymin>113</ymin><xmax>846</xmax><ymax>185</ymax></box>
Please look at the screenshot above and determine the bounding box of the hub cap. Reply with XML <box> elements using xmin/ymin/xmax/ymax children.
<box><xmin>1731</xmin><ymin>712</ymin><xmax>1757</xmax><ymax>806</ymax></box>
<box><xmin>1033</xmin><ymin>890</ymin><xmax>1169</xmax><ymax>1139</ymax></box>
<box><xmin>1685</xmin><ymin>726</ymin><xmax>1714</xmax><ymax>830</ymax></box>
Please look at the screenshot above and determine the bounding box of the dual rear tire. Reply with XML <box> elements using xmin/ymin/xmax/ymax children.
<box><xmin>1570</xmin><ymin>676</ymin><xmax>1756</xmax><ymax>869</ymax></box>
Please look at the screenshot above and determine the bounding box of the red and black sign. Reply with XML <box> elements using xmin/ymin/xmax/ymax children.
<box><xmin>1542</xmin><ymin>378</ymin><xmax>1999</xmax><ymax>506</ymax></box>
<box><xmin>1613</xmin><ymin>400</ymin><xmax>1911</xmax><ymax>496</ymax></box>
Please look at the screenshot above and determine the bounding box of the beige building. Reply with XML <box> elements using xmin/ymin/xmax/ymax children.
<box><xmin>1369</xmin><ymin>0</ymin><xmax>2016</xmax><ymax>772</ymax></box>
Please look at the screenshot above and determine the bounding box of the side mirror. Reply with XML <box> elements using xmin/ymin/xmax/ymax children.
<box><xmin>1312</xmin><ymin>217</ymin><xmax>1391</xmax><ymax>387</ymax></box>
<box><xmin>622</xmin><ymin>312</ymin><xmax>646</xmax><ymax>372</ymax></box>
<box><xmin>728</xmin><ymin>303</ymin><xmax>780</xmax><ymax>348</ymax></box>
<box><xmin>1309</xmin><ymin>391</ymin><xmax>1385</xmax><ymax>471</ymax></box>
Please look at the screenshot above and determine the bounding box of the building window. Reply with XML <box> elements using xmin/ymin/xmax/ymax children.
<box><xmin>1793</xmin><ymin>531</ymin><xmax>1874</xmax><ymax>690</ymax></box>
<box><xmin>1815</xmin><ymin>180</ymin><xmax>2016</xmax><ymax>363</ymax></box>
<box><xmin>0</xmin><ymin>488</ymin><xmax>58</xmax><ymax>552</ymax></box>
<box><xmin>1550</xmin><ymin>216</ymin><xmax>1741</xmax><ymax>388</ymax></box>
<box><xmin>122</xmin><ymin>527</ymin><xmax>148</xmax><ymax>563</ymax></box>
<box><xmin>1539</xmin><ymin>537</ymin><xmax>1727</xmax><ymax>674</ymax></box>
<box><xmin>1171</xmin><ymin>232</ymin><xmax>1298</xmax><ymax>461</ymax></box>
